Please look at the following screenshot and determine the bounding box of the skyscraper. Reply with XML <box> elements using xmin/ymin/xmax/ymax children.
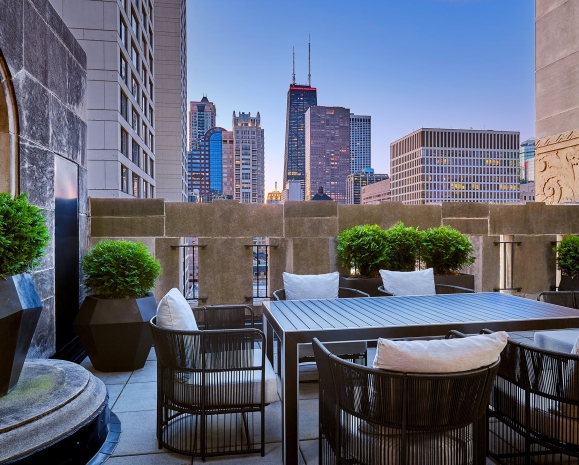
<box><xmin>283</xmin><ymin>44</ymin><xmax>317</xmax><ymax>199</ymax></box>
<box><xmin>346</xmin><ymin>168</ymin><xmax>388</xmax><ymax>204</ymax></box>
<box><xmin>187</xmin><ymin>127</ymin><xmax>233</xmax><ymax>202</ymax></box>
<box><xmin>390</xmin><ymin>128</ymin><xmax>520</xmax><ymax>204</ymax></box>
<box><xmin>233</xmin><ymin>112</ymin><xmax>265</xmax><ymax>203</ymax></box>
<box><xmin>305</xmin><ymin>106</ymin><xmax>351</xmax><ymax>203</ymax></box>
<box><xmin>519</xmin><ymin>138</ymin><xmax>536</xmax><ymax>184</ymax></box>
<box><xmin>189</xmin><ymin>96</ymin><xmax>216</xmax><ymax>151</ymax></box>
<box><xmin>350</xmin><ymin>114</ymin><xmax>371</xmax><ymax>173</ymax></box>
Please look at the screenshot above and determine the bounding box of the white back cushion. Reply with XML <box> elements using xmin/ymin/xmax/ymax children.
<box><xmin>283</xmin><ymin>271</ymin><xmax>339</xmax><ymax>300</ymax></box>
<box><xmin>373</xmin><ymin>331</ymin><xmax>508</xmax><ymax>373</ymax></box>
<box><xmin>157</xmin><ymin>288</ymin><xmax>198</xmax><ymax>331</ymax></box>
<box><xmin>379</xmin><ymin>268</ymin><xmax>436</xmax><ymax>296</ymax></box>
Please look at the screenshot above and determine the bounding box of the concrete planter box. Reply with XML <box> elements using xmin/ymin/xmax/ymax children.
<box><xmin>73</xmin><ymin>294</ymin><xmax>157</xmax><ymax>372</ymax></box>
<box><xmin>559</xmin><ymin>276</ymin><xmax>579</xmax><ymax>291</ymax></box>
<box><xmin>434</xmin><ymin>273</ymin><xmax>475</xmax><ymax>290</ymax></box>
<box><xmin>339</xmin><ymin>276</ymin><xmax>384</xmax><ymax>297</ymax></box>
<box><xmin>0</xmin><ymin>274</ymin><xmax>43</xmax><ymax>396</ymax></box>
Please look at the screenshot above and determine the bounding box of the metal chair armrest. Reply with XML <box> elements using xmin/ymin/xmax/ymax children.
<box><xmin>435</xmin><ymin>284</ymin><xmax>475</xmax><ymax>294</ymax></box>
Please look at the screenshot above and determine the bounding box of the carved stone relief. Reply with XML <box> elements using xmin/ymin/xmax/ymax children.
<box><xmin>535</xmin><ymin>129</ymin><xmax>579</xmax><ymax>204</ymax></box>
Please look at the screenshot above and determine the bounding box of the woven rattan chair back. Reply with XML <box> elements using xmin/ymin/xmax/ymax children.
<box><xmin>538</xmin><ymin>290</ymin><xmax>577</xmax><ymax>309</ymax></box>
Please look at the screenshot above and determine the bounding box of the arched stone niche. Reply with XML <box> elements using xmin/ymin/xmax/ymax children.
<box><xmin>0</xmin><ymin>50</ymin><xmax>18</xmax><ymax>195</ymax></box>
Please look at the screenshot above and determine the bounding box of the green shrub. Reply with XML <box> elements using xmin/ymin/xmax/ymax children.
<box><xmin>420</xmin><ymin>226</ymin><xmax>475</xmax><ymax>275</ymax></box>
<box><xmin>336</xmin><ymin>224</ymin><xmax>388</xmax><ymax>278</ymax></box>
<box><xmin>0</xmin><ymin>192</ymin><xmax>50</xmax><ymax>278</ymax></box>
<box><xmin>382</xmin><ymin>222</ymin><xmax>422</xmax><ymax>272</ymax></box>
<box><xmin>82</xmin><ymin>240</ymin><xmax>162</xmax><ymax>299</ymax></box>
<box><xmin>556</xmin><ymin>235</ymin><xmax>579</xmax><ymax>278</ymax></box>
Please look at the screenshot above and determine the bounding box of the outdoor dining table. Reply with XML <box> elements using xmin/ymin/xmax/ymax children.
<box><xmin>262</xmin><ymin>291</ymin><xmax>579</xmax><ymax>464</ymax></box>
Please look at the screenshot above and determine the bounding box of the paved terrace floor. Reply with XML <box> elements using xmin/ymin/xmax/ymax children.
<box><xmin>81</xmin><ymin>332</ymin><xmax>538</xmax><ymax>464</ymax></box>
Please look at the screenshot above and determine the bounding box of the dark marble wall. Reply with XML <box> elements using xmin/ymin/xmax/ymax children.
<box><xmin>0</xmin><ymin>0</ymin><xmax>87</xmax><ymax>358</ymax></box>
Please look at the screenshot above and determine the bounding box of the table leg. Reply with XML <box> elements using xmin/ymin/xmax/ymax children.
<box><xmin>281</xmin><ymin>334</ymin><xmax>299</xmax><ymax>465</ymax></box>
<box><xmin>263</xmin><ymin>314</ymin><xmax>274</xmax><ymax>366</ymax></box>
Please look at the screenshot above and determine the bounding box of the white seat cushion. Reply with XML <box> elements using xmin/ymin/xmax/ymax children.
<box><xmin>534</xmin><ymin>330</ymin><xmax>579</xmax><ymax>354</ymax></box>
<box><xmin>283</xmin><ymin>271</ymin><xmax>339</xmax><ymax>300</ymax></box>
<box><xmin>156</xmin><ymin>288</ymin><xmax>198</xmax><ymax>331</ymax></box>
<box><xmin>373</xmin><ymin>332</ymin><xmax>508</xmax><ymax>373</ymax></box>
<box><xmin>379</xmin><ymin>268</ymin><xmax>436</xmax><ymax>296</ymax></box>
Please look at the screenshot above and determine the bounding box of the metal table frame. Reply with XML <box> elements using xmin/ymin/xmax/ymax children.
<box><xmin>262</xmin><ymin>292</ymin><xmax>579</xmax><ymax>464</ymax></box>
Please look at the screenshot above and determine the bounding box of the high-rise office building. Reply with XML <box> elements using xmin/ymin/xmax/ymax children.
<box><xmin>232</xmin><ymin>112</ymin><xmax>265</xmax><ymax>203</ymax></box>
<box><xmin>49</xmin><ymin>0</ymin><xmax>157</xmax><ymax>199</ymax></box>
<box><xmin>154</xmin><ymin>0</ymin><xmax>188</xmax><ymax>202</ymax></box>
<box><xmin>187</xmin><ymin>127</ymin><xmax>233</xmax><ymax>202</ymax></box>
<box><xmin>362</xmin><ymin>178</ymin><xmax>391</xmax><ymax>204</ymax></box>
<box><xmin>390</xmin><ymin>128</ymin><xmax>520</xmax><ymax>204</ymax></box>
<box><xmin>305</xmin><ymin>106</ymin><xmax>351</xmax><ymax>204</ymax></box>
<box><xmin>350</xmin><ymin>114</ymin><xmax>371</xmax><ymax>173</ymax></box>
<box><xmin>266</xmin><ymin>183</ymin><xmax>282</xmax><ymax>204</ymax></box>
<box><xmin>346</xmin><ymin>168</ymin><xmax>388</xmax><ymax>204</ymax></box>
<box><xmin>189</xmin><ymin>96</ymin><xmax>216</xmax><ymax>151</ymax></box>
<box><xmin>520</xmin><ymin>138</ymin><xmax>536</xmax><ymax>184</ymax></box>
<box><xmin>281</xmin><ymin>180</ymin><xmax>303</xmax><ymax>202</ymax></box>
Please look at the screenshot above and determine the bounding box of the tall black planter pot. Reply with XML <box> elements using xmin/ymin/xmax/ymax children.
<box><xmin>434</xmin><ymin>273</ymin><xmax>475</xmax><ymax>290</ymax></box>
<box><xmin>0</xmin><ymin>273</ymin><xmax>43</xmax><ymax>396</ymax></box>
<box><xmin>339</xmin><ymin>276</ymin><xmax>384</xmax><ymax>297</ymax></box>
<box><xmin>559</xmin><ymin>276</ymin><xmax>579</xmax><ymax>291</ymax></box>
<box><xmin>73</xmin><ymin>294</ymin><xmax>157</xmax><ymax>372</ymax></box>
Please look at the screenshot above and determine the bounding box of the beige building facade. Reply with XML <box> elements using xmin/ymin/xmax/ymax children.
<box><xmin>362</xmin><ymin>178</ymin><xmax>391</xmax><ymax>204</ymax></box>
<box><xmin>535</xmin><ymin>1</ymin><xmax>579</xmax><ymax>204</ymax></box>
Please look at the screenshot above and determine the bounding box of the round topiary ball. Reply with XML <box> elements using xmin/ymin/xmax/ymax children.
<box><xmin>420</xmin><ymin>225</ymin><xmax>475</xmax><ymax>276</ymax></box>
<box><xmin>556</xmin><ymin>235</ymin><xmax>579</xmax><ymax>278</ymax></box>
<box><xmin>0</xmin><ymin>192</ymin><xmax>50</xmax><ymax>278</ymax></box>
<box><xmin>82</xmin><ymin>240</ymin><xmax>162</xmax><ymax>299</ymax></box>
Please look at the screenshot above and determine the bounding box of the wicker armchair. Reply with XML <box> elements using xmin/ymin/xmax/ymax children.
<box><xmin>538</xmin><ymin>290</ymin><xmax>579</xmax><ymax>309</ymax></box>
<box><xmin>272</xmin><ymin>287</ymin><xmax>369</xmax><ymax>365</ymax></box>
<box><xmin>378</xmin><ymin>283</ymin><xmax>475</xmax><ymax>296</ymax></box>
<box><xmin>313</xmin><ymin>336</ymin><xmax>499</xmax><ymax>465</ymax></box>
<box><xmin>150</xmin><ymin>305</ymin><xmax>277</xmax><ymax>461</ymax></box>
<box><xmin>476</xmin><ymin>328</ymin><xmax>579</xmax><ymax>464</ymax></box>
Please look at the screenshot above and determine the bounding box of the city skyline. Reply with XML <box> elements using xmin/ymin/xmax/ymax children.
<box><xmin>186</xmin><ymin>0</ymin><xmax>534</xmax><ymax>197</ymax></box>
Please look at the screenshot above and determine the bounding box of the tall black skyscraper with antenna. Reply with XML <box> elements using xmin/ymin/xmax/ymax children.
<box><xmin>283</xmin><ymin>38</ymin><xmax>317</xmax><ymax>199</ymax></box>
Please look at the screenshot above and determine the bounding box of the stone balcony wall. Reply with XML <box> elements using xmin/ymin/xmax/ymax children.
<box><xmin>89</xmin><ymin>198</ymin><xmax>579</xmax><ymax>307</ymax></box>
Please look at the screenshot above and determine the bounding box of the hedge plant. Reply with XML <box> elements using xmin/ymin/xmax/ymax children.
<box><xmin>0</xmin><ymin>192</ymin><xmax>50</xmax><ymax>278</ymax></box>
<box><xmin>336</xmin><ymin>224</ymin><xmax>388</xmax><ymax>278</ymax></box>
<box><xmin>382</xmin><ymin>222</ymin><xmax>422</xmax><ymax>272</ymax></box>
<box><xmin>82</xmin><ymin>240</ymin><xmax>162</xmax><ymax>299</ymax></box>
<box><xmin>420</xmin><ymin>225</ymin><xmax>475</xmax><ymax>275</ymax></box>
<box><xmin>556</xmin><ymin>235</ymin><xmax>579</xmax><ymax>278</ymax></box>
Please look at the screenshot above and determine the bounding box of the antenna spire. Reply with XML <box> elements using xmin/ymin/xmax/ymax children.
<box><xmin>308</xmin><ymin>32</ymin><xmax>311</xmax><ymax>87</ymax></box>
<box><xmin>292</xmin><ymin>46</ymin><xmax>296</xmax><ymax>85</ymax></box>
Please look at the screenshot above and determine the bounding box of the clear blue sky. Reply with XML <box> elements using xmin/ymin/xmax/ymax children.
<box><xmin>186</xmin><ymin>0</ymin><xmax>535</xmax><ymax>196</ymax></box>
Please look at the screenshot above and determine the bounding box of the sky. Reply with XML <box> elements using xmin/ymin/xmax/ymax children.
<box><xmin>186</xmin><ymin>0</ymin><xmax>535</xmax><ymax>197</ymax></box>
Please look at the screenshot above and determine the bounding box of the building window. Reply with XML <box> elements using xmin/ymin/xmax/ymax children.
<box><xmin>120</xmin><ymin>52</ymin><xmax>127</xmax><ymax>83</ymax></box>
<box><xmin>131</xmin><ymin>42</ymin><xmax>138</xmax><ymax>70</ymax></box>
<box><xmin>142</xmin><ymin>123</ymin><xmax>147</xmax><ymax>145</ymax></box>
<box><xmin>149</xmin><ymin>106</ymin><xmax>153</xmax><ymax>126</ymax></box>
<box><xmin>119</xmin><ymin>16</ymin><xmax>128</xmax><ymax>49</ymax></box>
<box><xmin>150</xmin><ymin>158</ymin><xmax>154</xmax><ymax>178</ymax></box>
<box><xmin>131</xmin><ymin>77</ymin><xmax>139</xmax><ymax>99</ymax></box>
<box><xmin>132</xmin><ymin>140</ymin><xmax>140</xmax><ymax>167</ymax></box>
<box><xmin>121</xmin><ymin>129</ymin><xmax>128</xmax><ymax>157</ymax></box>
<box><xmin>131</xmin><ymin>9</ymin><xmax>139</xmax><ymax>35</ymax></box>
<box><xmin>143</xmin><ymin>180</ymin><xmax>148</xmax><ymax>198</ymax></box>
<box><xmin>132</xmin><ymin>172</ymin><xmax>140</xmax><ymax>197</ymax></box>
<box><xmin>121</xmin><ymin>165</ymin><xmax>129</xmax><ymax>193</ymax></box>
<box><xmin>132</xmin><ymin>109</ymin><xmax>139</xmax><ymax>134</ymax></box>
<box><xmin>149</xmin><ymin>133</ymin><xmax>153</xmax><ymax>151</ymax></box>
<box><xmin>141</xmin><ymin>95</ymin><xmax>146</xmax><ymax>112</ymax></box>
<box><xmin>120</xmin><ymin>91</ymin><xmax>128</xmax><ymax>120</ymax></box>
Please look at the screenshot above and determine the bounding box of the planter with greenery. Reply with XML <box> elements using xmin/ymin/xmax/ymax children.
<box><xmin>420</xmin><ymin>225</ymin><xmax>476</xmax><ymax>289</ymax></box>
<box><xmin>0</xmin><ymin>192</ymin><xmax>50</xmax><ymax>396</ymax></box>
<box><xmin>74</xmin><ymin>240</ymin><xmax>162</xmax><ymax>372</ymax></box>
<box><xmin>556</xmin><ymin>235</ymin><xmax>579</xmax><ymax>290</ymax></box>
<box><xmin>382</xmin><ymin>222</ymin><xmax>422</xmax><ymax>272</ymax></box>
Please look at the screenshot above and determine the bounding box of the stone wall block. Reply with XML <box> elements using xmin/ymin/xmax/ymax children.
<box><xmin>23</xmin><ymin>0</ymin><xmax>49</xmax><ymax>87</ymax></box>
<box><xmin>27</xmin><ymin>296</ymin><xmax>55</xmax><ymax>359</ymax></box>
<box><xmin>284</xmin><ymin>201</ymin><xmax>337</xmax><ymax>218</ymax></box>
<box><xmin>47</xmin><ymin>28</ymin><xmax>68</xmax><ymax>102</ymax></box>
<box><xmin>291</xmin><ymin>238</ymin><xmax>332</xmax><ymax>275</ymax></box>
<box><xmin>32</xmin><ymin>267</ymin><xmax>55</xmax><ymax>302</ymax></box>
<box><xmin>91</xmin><ymin>216</ymin><xmax>164</xmax><ymax>237</ymax></box>
<box><xmin>536</xmin><ymin>0</ymin><xmax>567</xmax><ymax>20</ymax></box>
<box><xmin>0</xmin><ymin>0</ymin><xmax>24</xmax><ymax>76</ymax></box>
<box><xmin>490</xmin><ymin>202</ymin><xmax>579</xmax><ymax>235</ymax></box>
<box><xmin>442</xmin><ymin>218</ymin><xmax>488</xmax><ymax>236</ymax></box>
<box><xmin>267</xmin><ymin>238</ymin><xmax>288</xmax><ymax>295</ymax></box>
<box><xmin>153</xmin><ymin>237</ymin><xmax>180</xmax><ymax>302</ymax></box>
<box><xmin>481</xmin><ymin>236</ymin><xmax>501</xmax><ymax>292</ymax></box>
<box><xmin>285</xmin><ymin>217</ymin><xmax>337</xmax><ymax>238</ymax></box>
<box><xmin>38</xmin><ymin>208</ymin><xmax>55</xmax><ymax>271</ymax></box>
<box><xmin>67</xmin><ymin>52</ymin><xmax>87</xmax><ymax>116</ymax></box>
<box><xmin>198</xmin><ymin>237</ymin><xmax>254</xmax><ymax>306</ymax></box>
<box><xmin>49</xmin><ymin>94</ymin><xmax>69</xmax><ymax>156</ymax></box>
<box><xmin>14</xmin><ymin>73</ymin><xmax>50</xmax><ymax>148</ymax></box>
<box><xmin>165</xmin><ymin>202</ymin><xmax>283</xmax><ymax>238</ymax></box>
<box><xmin>91</xmin><ymin>198</ymin><xmax>165</xmax><ymax>217</ymax></box>
<box><xmin>19</xmin><ymin>142</ymin><xmax>55</xmax><ymax>209</ymax></box>
<box><xmin>441</xmin><ymin>202</ymin><xmax>489</xmax><ymax>219</ymax></box>
<box><xmin>513</xmin><ymin>235</ymin><xmax>557</xmax><ymax>294</ymax></box>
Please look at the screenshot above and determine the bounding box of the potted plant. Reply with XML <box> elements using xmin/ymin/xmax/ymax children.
<box><xmin>420</xmin><ymin>225</ymin><xmax>476</xmax><ymax>289</ymax></box>
<box><xmin>0</xmin><ymin>192</ymin><xmax>49</xmax><ymax>396</ymax></box>
<box><xmin>382</xmin><ymin>222</ymin><xmax>422</xmax><ymax>272</ymax></box>
<box><xmin>556</xmin><ymin>235</ymin><xmax>579</xmax><ymax>290</ymax></box>
<box><xmin>74</xmin><ymin>240</ymin><xmax>162</xmax><ymax>372</ymax></box>
<box><xmin>336</xmin><ymin>224</ymin><xmax>389</xmax><ymax>296</ymax></box>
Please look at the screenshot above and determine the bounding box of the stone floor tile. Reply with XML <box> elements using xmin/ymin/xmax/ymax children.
<box><xmin>300</xmin><ymin>439</ymin><xmax>319</xmax><ymax>465</ymax></box>
<box><xmin>299</xmin><ymin>382</ymin><xmax>319</xmax><ymax>400</ymax></box>
<box><xmin>108</xmin><ymin>452</ymin><xmax>191</xmax><ymax>464</ymax></box>
<box><xmin>147</xmin><ymin>347</ymin><xmax>157</xmax><ymax>361</ymax></box>
<box><xmin>81</xmin><ymin>358</ymin><xmax>132</xmax><ymax>385</ymax></box>
<box><xmin>106</xmin><ymin>384</ymin><xmax>125</xmax><ymax>409</ymax></box>
<box><xmin>113</xmin><ymin>410</ymin><xmax>160</xmax><ymax>456</ymax></box>
<box><xmin>127</xmin><ymin>360</ymin><xmax>157</xmax><ymax>384</ymax></box>
<box><xmin>190</xmin><ymin>442</ymin><xmax>282</xmax><ymax>464</ymax></box>
<box><xmin>112</xmin><ymin>381</ymin><xmax>156</xmax><ymax>413</ymax></box>
<box><xmin>299</xmin><ymin>398</ymin><xmax>319</xmax><ymax>440</ymax></box>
